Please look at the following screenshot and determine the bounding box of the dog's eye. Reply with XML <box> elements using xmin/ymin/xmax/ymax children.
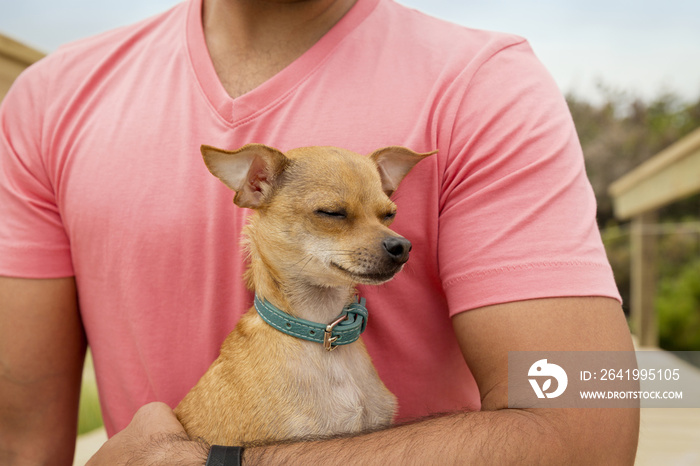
<box><xmin>383</xmin><ymin>212</ymin><xmax>397</xmax><ymax>221</ymax></box>
<box><xmin>316</xmin><ymin>209</ymin><xmax>347</xmax><ymax>219</ymax></box>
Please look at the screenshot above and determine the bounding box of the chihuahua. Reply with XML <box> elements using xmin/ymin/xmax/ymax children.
<box><xmin>175</xmin><ymin>143</ymin><xmax>434</xmax><ymax>446</ymax></box>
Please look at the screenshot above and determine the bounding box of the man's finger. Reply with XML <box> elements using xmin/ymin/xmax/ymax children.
<box><xmin>130</xmin><ymin>402</ymin><xmax>186</xmax><ymax>435</ymax></box>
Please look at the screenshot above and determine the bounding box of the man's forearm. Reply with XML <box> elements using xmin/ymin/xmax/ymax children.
<box><xmin>89</xmin><ymin>402</ymin><xmax>637</xmax><ymax>465</ymax></box>
<box><xmin>243</xmin><ymin>409</ymin><xmax>575</xmax><ymax>465</ymax></box>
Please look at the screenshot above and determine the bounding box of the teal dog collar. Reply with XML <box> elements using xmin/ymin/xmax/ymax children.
<box><xmin>254</xmin><ymin>294</ymin><xmax>368</xmax><ymax>351</ymax></box>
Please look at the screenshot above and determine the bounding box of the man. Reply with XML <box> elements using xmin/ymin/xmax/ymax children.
<box><xmin>0</xmin><ymin>0</ymin><xmax>639</xmax><ymax>464</ymax></box>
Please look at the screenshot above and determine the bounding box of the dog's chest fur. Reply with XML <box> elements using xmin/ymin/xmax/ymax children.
<box><xmin>289</xmin><ymin>338</ymin><xmax>396</xmax><ymax>437</ymax></box>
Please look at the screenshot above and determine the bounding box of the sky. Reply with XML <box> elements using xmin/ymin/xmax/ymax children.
<box><xmin>1</xmin><ymin>0</ymin><xmax>699</xmax><ymax>104</ymax></box>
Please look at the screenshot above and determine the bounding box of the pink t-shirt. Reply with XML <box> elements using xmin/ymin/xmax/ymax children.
<box><xmin>0</xmin><ymin>0</ymin><xmax>620</xmax><ymax>436</ymax></box>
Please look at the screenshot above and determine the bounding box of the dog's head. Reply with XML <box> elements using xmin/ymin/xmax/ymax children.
<box><xmin>202</xmin><ymin>144</ymin><xmax>434</xmax><ymax>287</ymax></box>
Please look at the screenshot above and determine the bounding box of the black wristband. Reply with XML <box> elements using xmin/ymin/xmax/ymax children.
<box><xmin>206</xmin><ymin>445</ymin><xmax>244</xmax><ymax>466</ymax></box>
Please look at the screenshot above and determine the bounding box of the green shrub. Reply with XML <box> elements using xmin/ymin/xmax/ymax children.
<box><xmin>78</xmin><ymin>353</ymin><xmax>103</xmax><ymax>435</ymax></box>
<box><xmin>656</xmin><ymin>258</ymin><xmax>700</xmax><ymax>351</ymax></box>
<box><xmin>602</xmin><ymin>220</ymin><xmax>700</xmax><ymax>347</ymax></box>
<box><xmin>601</xmin><ymin>222</ymin><xmax>631</xmax><ymax>313</ymax></box>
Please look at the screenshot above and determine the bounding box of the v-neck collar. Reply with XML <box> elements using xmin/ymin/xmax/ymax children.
<box><xmin>185</xmin><ymin>0</ymin><xmax>381</xmax><ymax>127</ymax></box>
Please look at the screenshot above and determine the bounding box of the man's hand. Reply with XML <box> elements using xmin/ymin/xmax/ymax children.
<box><xmin>87</xmin><ymin>402</ymin><xmax>208</xmax><ymax>466</ymax></box>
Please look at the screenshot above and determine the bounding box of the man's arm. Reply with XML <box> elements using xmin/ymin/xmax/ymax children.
<box><xmin>89</xmin><ymin>296</ymin><xmax>639</xmax><ymax>465</ymax></box>
<box><xmin>239</xmin><ymin>296</ymin><xmax>639</xmax><ymax>464</ymax></box>
<box><xmin>0</xmin><ymin>277</ymin><xmax>86</xmax><ymax>465</ymax></box>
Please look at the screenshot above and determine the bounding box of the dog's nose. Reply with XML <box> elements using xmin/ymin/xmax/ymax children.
<box><xmin>382</xmin><ymin>237</ymin><xmax>412</xmax><ymax>264</ymax></box>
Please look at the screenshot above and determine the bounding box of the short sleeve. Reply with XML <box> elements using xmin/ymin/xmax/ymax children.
<box><xmin>0</xmin><ymin>61</ymin><xmax>74</xmax><ymax>277</ymax></box>
<box><xmin>438</xmin><ymin>40</ymin><xmax>620</xmax><ymax>315</ymax></box>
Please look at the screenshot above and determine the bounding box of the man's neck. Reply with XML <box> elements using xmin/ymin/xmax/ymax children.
<box><xmin>202</xmin><ymin>0</ymin><xmax>358</xmax><ymax>98</ymax></box>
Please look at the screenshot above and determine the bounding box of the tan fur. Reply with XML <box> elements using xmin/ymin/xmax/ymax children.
<box><xmin>175</xmin><ymin>144</ymin><xmax>435</xmax><ymax>446</ymax></box>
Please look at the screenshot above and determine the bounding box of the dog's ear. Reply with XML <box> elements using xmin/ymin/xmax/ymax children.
<box><xmin>201</xmin><ymin>144</ymin><xmax>290</xmax><ymax>209</ymax></box>
<box><xmin>369</xmin><ymin>146</ymin><xmax>437</xmax><ymax>197</ymax></box>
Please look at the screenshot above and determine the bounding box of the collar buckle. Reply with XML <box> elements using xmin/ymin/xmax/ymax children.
<box><xmin>323</xmin><ymin>313</ymin><xmax>349</xmax><ymax>351</ymax></box>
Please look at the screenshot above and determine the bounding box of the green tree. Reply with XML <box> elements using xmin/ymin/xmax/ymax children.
<box><xmin>566</xmin><ymin>88</ymin><xmax>700</xmax><ymax>225</ymax></box>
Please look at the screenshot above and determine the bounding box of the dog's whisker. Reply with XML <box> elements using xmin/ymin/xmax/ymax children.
<box><xmin>296</xmin><ymin>255</ymin><xmax>315</xmax><ymax>275</ymax></box>
<box><xmin>290</xmin><ymin>254</ymin><xmax>313</xmax><ymax>267</ymax></box>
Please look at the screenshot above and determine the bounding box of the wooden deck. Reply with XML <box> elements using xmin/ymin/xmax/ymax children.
<box><xmin>73</xmin><ymin>428</ymin><xmax>107</xmax><ymax>466</ymax></box>
<box><xmin>637</xmin><ymin>407</ymin><xmax>700</xmax><ymax>465</ymax></box>
<box><xmin>73</xmin><ymin>350</ymin><xmax>700</xmax><ymax>465</ymax></box>
<box><xmin>634</xmin><ymin>347</ymin><xmax>700</xmax><ymax>465</ymax></box>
